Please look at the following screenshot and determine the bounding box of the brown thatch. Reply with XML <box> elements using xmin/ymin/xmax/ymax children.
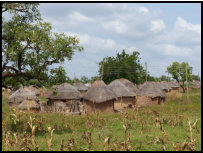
<box><xmin>26</xmin><ymin>85</ymin><xmax>40</xmax><ymax>96</ymax></box>
<box><xmin>83</xmin><ymin>80</ymin><xmax>117</xmax><ymax>103</ymax></box>
<box><xmin>108</xmin><ymin>80</ymin><xmax>136</xmax><ymax>98</ymax></box>
<box><xmin>191</xmin><ymin>80</ymin><xmax>201</xmax><ymax>88</ymax></box>
<box><xmin>74</xmin><ymin>83</ymin><xmax>88</xmax><ymax>91</ymax></box>
<box><xmin>137</xmin><ymin>81</ymin><xmax>166</xmax><ymax>98</ymax></box>
<box><xmin>169</xmin><ymin>81</ymin><xmax>179</xmax><ymax>89</ymax></box>
<box><xmin>8</xmin><ymin>87</ymin><xmax>39</xmax><ymax>105</ymax></box>
<box><xmin>117</xmin><ymin>78</ymin><xmax>138</xmax><ymax>93</ymax></box>
<box><xmin>18</xmin><ymin>100</ymin><xmax>40</xmax><ymax>111</ymax></box>
<box><xmin>156</xmin><ymin>81</ymin><xmax>172</xmax><ymax>92</ymax></box>
<box><xmin>47</xmin><ymin>83</ymin><xmax>82</xmax><ymax>100</ymax></box>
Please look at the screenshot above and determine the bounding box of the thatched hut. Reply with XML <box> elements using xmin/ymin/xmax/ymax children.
<box><xmin>108</xmin><ymin>80</ymin><xmax>136</xmax><ymax>110</ymax></box>
<box><xmin>117</xmin><ymin>78</ymin><xmax>138</xmax><ymax>93</ymax></box>
<box><xmin>191</xmin><ymin>80</ymin><xmax>201</xmax><ymax>89</ymax></box>
<box><xmin>45</xmin><ymin>83</ymin><xmax>82</xmax><ymax>114</ymax></box>
<box><xmin>136</xmin><ymin>82</ymin><xmax>166</xmax><ymax>107</ymax></box>
<box><xmin>83</xmin><ymin>80</ymin><xmax>117</xmax><ymax>113</ymax></box>
<box><xmin>169</xmin><ymin>81</ymin><xmax>179</xmax><ymax>91</ymax></box>
<box><xmin>18</xmin><ymin>100</ymin><xmax>40</xmax><ymax>111</ymax></box>
<box><xmin>26</xmin><ymin>85</ymin><xmax>40</xmax><ymax>96</ymax></box>
<box><xmin>157</xmin><ymin>81</ymin><xmax>172</xmax><ymax>93</ymax></box>
<box><xmin>74</xmin><ymin>83</ymin><xmax>88</xmax><ymax>96</ymax></box>
<box><xmin>8</xmin><ymin>87</ymin><xmax>39</xmax><ymax>106</ymax></box>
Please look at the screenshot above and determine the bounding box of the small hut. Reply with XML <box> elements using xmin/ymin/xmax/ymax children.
<box><xmin>136</xmin><ymin>82</ymin><xmax>166</xmax><ymax>107</ymax></box>
<box><xmin>18</xmin><ymin>100</ymin><xmax>40</xmax><ymax>111</ymax></box>
<box><xmin>8</xmin><ymin>86</ymin><xmax>39</xmax><ymax>106</ymax></box>
<box><xmin>74</xmin><ymin>83</ymin><xmax>88</xmax><ymax>96</ymax></box>
<box><xmin>117</xmin><ymin>78</ymin><xmax>138</xmax><ymax>93</ymax></box>
<box><xmin>157</xmin><ymin>81</ymin><xmax>172</xmax><ymax>93</ymax></box>
<box><xmin>46</xmin><ymin>83</ymin><xmax>82</xmax><ymax>114</ymax></box>
<box><xmin>83</xmin><ymin>80</ymin><xmax>117</xmax><ymax>113</ymax></box>
<box><xmin>108</xmin><ymin>80</ymin><xmax>136</xmax><ymax>110</ymax></box>
<box><xmin>169</xmin><ymin>81</ymin><xmax>179</xmax><ymax>91</ymax></box>
<box><xmin>26</xmin><ymin>85</ymin><xmax>40</xmax><ymax>96</ymax></box>
<box><xmin>191</xmin><ymin>80</ymin><xmax>201</xmax><ymax>89</ymax></box>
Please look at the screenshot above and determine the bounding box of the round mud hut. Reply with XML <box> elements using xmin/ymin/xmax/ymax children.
<box><xmin>108</xmin><ymin>80</ymin><xmax>136</xmax><ymax>110</ymax></box>
<box><xmin>83</xmin><ymin>80</ymin><xmax>117</xmax><ymax>114</ymax></box>
<box><xmin>46</xmin><ymin>83</ymin><xmax>82</xmax><ymax>114</ymax></box>
<box><xmin>8</xmin><ymin>86</ymin><xmax>39</xmax><ymax>106</ymax></box>
<box><xmin>136</xmin><ymin>82</ymin><xmax>166</xmax><ymax>107</ymax></box>
<box><xmin>18</xmin><ymin>100</ymin><xmax>40</xmax><ymax>111</ymax></box>
<box><xmin>74</xmin><ymin>83</ymin><xmax>88</xmax><ymax>96</ymax></box>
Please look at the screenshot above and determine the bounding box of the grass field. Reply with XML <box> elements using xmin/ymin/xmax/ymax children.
<box><xmin>2</xmin><ymin>88</ymin><xmax>201</xmax><ymax>151</ymax></box>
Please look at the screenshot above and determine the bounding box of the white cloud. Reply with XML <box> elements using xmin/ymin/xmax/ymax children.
<box><xmin>101</xmin><ymin>20</ymin><xmax>128</xmax><ymax>34</ymax></box>
<box><xmin>175</xmin><ymin>17</ymin><xmax>201</xmax><ymax>34</ymax></box>
<box><xmin>138</xmin><ymin>7</ymin><xmax>150</xmax><ymax>14</ymax></box>
<box><xmin>67</xmin><ymin>11</ymin><xmax>95</xmax><ymax>26</ymax></box>
<box><xmin>37</xmin><ymin>4</ymin><xmax>201</xmax><ymax>78</ymax></box>
<box><xmin>150</xmin><ymin>20</ymin><xmax>166</xmax><ymax>32</ymax></box>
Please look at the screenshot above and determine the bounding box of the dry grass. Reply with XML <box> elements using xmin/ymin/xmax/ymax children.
<box><xmin>2</xmin><ymin>88</ymin><xmax>201</xmax><ymax>151</ymax></box>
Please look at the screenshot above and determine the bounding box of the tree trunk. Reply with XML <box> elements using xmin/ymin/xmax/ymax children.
<box><xmin>181</xmin><ymin>82</ymin><xmax>186</xmax><ymax>93</ymax></box>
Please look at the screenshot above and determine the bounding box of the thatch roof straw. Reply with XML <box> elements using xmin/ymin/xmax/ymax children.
<box><xmin>26</xmin><ymin>85</ymin><xmax>40</xmax><ymax>96</ymax></box>
<box><xmin>137</xmin><ymin>81</ymin><xmax>166</xmax><ymax>98</ymax></box>
<box><xmin>74</xmin><ymin>83</ymin><xmax>88</xmax><ymax>91</ymax></box>
<box><xmin>47</xmin><ymin>83</ymin><xmax>82</xmax><ymax>100</ymax></box>
<box><xmin>18</xmin><ymin>100</ymin><xmax>40</xmax><ymax>110</ymax></box>
<box><xmin>108</xmin><ymin>80</ymin><xmax>136</xmax><ymax>98</ymax></box>
<box><xmin>8</xmin><ymin>87</ymin><xmax>39</xmax><ymax>105</ymax></box>
<box><xmin>83</xmin><ymin>80</ymin><xmax>117</xmax><ymax>103</ymax></box>
<box><xmin>192</xmin><ymin>80</ymin><xmax>201</xmax><ymax>88</ymax></box>
<box><xmin>157</xmin><ymin>81</ymin><xmax>172</xmax><ymax>91</ymax></box>
<box><xmin>117</xmin><ymin>78</ymin><xmax>138</xmax><ymax>93</ymax></box>
<box><xmin>169</xmin><ymin>81</ymin><xmax>179</xmax><ymax>88</ymax></box>
<box><xmin>137</xmin><ymin>84</ymin><xmax>143</xmax><ymax>89</ymax></box>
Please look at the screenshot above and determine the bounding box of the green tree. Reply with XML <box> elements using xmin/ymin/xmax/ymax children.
<box><xmin>90</xmin><ymin>75</ymin><xmax>100</xmax><ymax>83</ymax></box>
<box><xmin>98</xmin><ymin>49</ymin><xmax>146</xmax><ymax>84</ymax></box>
<box><xmin>2</xmin><ymin>3</ymin><xmax>83</xmax><ymax>82</ymax></box>
<box><xmin>167</xmin><ymin>62</ymin><xmax>193</xmax><ymax>92</ymax></box>
<box><xmin>80</xmin><ymin>76</ymin><xmax>89</xmax><ymax>83</ymax></box>
<box><xmin>160</xmin><ymin>75</ymin><xmax>167</xmax><ymax>81</ymax></box>
<box><xmin>192</xmin><ymin>75</ymin><xmax>200</xmax><ymax>81</ymax></box>
<box><xmin>49</xmin><ymin>66</ymin><xmax>70</xmax><ymax>85</ymax></box>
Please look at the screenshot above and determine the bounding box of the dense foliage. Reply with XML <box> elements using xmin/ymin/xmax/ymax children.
<box><xmin>2</xmin><ymin>3</ymin><xmax>83</xmax><ymax>84</ymax></box>
<box><xmin>167</xmin><ymin>62</ymin><xmax>193</xmax><ymax>92</ymax></box>
<box><xmin>98</xmin><ymin>50</ymin><xmax>147</xmax><ymax>84</ymax></box>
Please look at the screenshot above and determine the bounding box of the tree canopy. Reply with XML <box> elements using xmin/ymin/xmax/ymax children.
<box><xmin>167</xmin><ymin>62</ymin><xmax>193</xmax><ymax>92</ymax></box>
<box><xmin>98</xmin><ymin>50</ymin><xmax>146</xmax><ymax>84</ymax></box>
<box><xmin>2</xmin><ymin>3</ymin><xmax>83</xmax><ymax>86</ymax></box>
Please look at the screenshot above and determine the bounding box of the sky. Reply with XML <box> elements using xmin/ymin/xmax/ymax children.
<box><xmin>38</xmin><ymin>3</ymin><xmax>201</xmax><ymax>79</ymax></box>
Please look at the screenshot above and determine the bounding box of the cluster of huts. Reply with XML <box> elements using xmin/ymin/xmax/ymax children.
<box><xmin>6</xmin><ymin>79</ymin><xmax>201</xmax><ymax>114</ymax></box>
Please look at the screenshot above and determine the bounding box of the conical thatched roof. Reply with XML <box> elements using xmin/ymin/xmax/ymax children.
<box><xmin>137</xmin><ymin>84</ymin><xmax>143</xmax><ymax>89</ymax></box>
<box><xmin>8</xmin><ymin>87</ymin><xmax>39</xmax><ymax>105</ymax></box>
<box><xmin>157</xmin><ymin>81</ymin><xmax>172</xmax><ymax>91</ymax></box>
<box><xmin>26</xmin><ymin>85</ymin><xmax>40</xmax><ymax>96</ymax></box>
<box><xmin>18</xmin><ymin>100</ymin><xmax>40</xmax><ymax>110</ymax></box>
<box><xmin>169</xmin><ymin>81</ymin><xmax>179</xmax><ymax>88</ymax></box>
<box><xmin>74</xmin><ymin>83</ymin><xmax>88</xmax><ymax>91</ymax></box>
<box><xmin>117</xmin><ymin>78</ymin><xmax>138</xmax><ymax>93</ymax></box>
<box><xmin>47</xmin><ymin>83</ymin><xmax>82</xmax><ymax>100</ymax></box>
<box><xmin>108</xmin><ymin>80</ymin><xmax>136</xmax><ymax>98</ymax></box>
<box><xmin>192</xmin><ymin>80</ymin><xmax>201</xmax><ymax>88</ymax></box>
<box><xmin>83</xmin><ymin>80</ymin><xmax>117</xmax><ymax>103</ymax></box>
<box><xmin>137</xmin><ymin>81</ymin><xmax>166</xmax><ymax>98</ymax></box>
